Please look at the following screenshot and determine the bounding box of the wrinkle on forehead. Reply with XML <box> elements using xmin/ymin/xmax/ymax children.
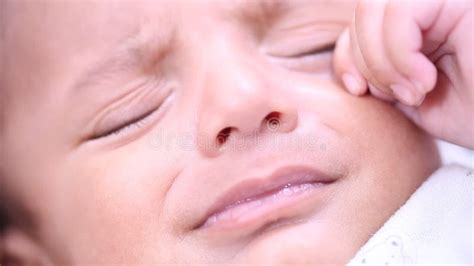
<box><xmin>229</xmin><ymin>0</ymin><xmax>288</xmax><ymax>19</ymax></box>
<box><xmin>71</xmin><ymin>23</ymin><xmax>175</xmax><ymax>94</ymax></box>
<box><xmin>223</xmin><ymin>0</ymin><xmax>288</xmax><ymax>31</ymax></box>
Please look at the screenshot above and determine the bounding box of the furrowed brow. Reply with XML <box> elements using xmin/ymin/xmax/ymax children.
<box><xmin>71</xmin><ymin>26</ymin><xmax>174</xmax><ymax>92</ymax></box>
<box><xmin>71</xmin><ymin>47</ymin><xmax>142</xmax><ymax>92</ymax></box>
<box><xmin>229</xmin><ymin>0</ymin><xmax>288</xmax><ymax>28</ymax></box>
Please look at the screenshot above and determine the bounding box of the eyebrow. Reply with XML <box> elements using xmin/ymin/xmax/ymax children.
<box><xmin>227</xmin><ymin>0</ymin><xmax>289</xmax><ymax>29</ymax></box>
<box><xmin>71</xmin><ymin>48</ymin><xmax>140</xmax><ymax>93</ymax></box>
<box><xmin>71</xmin><ymin>26</ymin><xmax>174</xmax><ymax>93</ymax></box>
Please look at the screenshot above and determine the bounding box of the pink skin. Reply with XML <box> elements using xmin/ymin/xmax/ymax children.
<box><xmin>1</xmin><ymin>0</ymin><xmax>439</xmax><ymax>264</ymax></box>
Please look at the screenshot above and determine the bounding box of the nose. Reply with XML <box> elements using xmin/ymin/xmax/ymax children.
<box><xmin>196</xmin><ymin>53</ymin><xmax>298</xmax><ymax>157</ymax></box>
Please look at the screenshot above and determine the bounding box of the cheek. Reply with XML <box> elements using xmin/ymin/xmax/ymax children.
<box><xmin>335</xmin><ymin>94</ymin><xmax>437</xmax><ymax>178</ymax></box>
<box><xmin>59</xmin><ymin>145</ymin><xmax>183</xmax><ymax>263</ymax></box>
<box><xmin>292</xmin><ymin>82</ymin><xmax>436</xmax><ymax>183</ymax></box>
<box><xmin>321</xmin><ymin>93</ymin><xmax>414</xmax><ymax>154</ymax></box>
<box><xmin>289</xmin><ymin>81</ymin><xmax>408</xmax><ymax>160</ymax></box>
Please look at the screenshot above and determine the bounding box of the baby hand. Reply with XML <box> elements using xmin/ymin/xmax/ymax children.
<box><xmin>334</xmin><ymin>0</ymin><xmax>473</xmax><ymax>148</ymax></box>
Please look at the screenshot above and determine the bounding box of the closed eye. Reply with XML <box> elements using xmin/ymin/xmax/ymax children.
<box><xmin>284</xmin><ymin>43</ymin><xmax>335</xmax><ymax>58</ymax></box>
<box><xmin>92</xmin><ymin>106</ymin><xmax>158</xmax><ymax>139</ymax></box>
<box><xmin>89</xmin><ymin>80</ymin><xmax>174</xmax><ymax>143</ymax></box>
<box><xmin>265</xmin><ymin>41</ymin><xmax>335</xmax><ymax>74</ymax></box>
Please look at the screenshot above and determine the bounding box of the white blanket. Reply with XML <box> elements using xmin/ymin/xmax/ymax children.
<box><xmin>348</xmin><ymin>164</ymin><xmax>473</xmax><ymax>265</ymax></box>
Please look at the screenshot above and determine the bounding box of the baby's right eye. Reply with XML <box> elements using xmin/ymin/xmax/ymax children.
<box><xmin>89</xmin><ymin>79</ymin><xmax>174</xmax><ymax>142</ymax></box>
<box><xmin>92</xmin><ymin>106</ymin><xmax>158</xmax><ymax>139</ymax></box>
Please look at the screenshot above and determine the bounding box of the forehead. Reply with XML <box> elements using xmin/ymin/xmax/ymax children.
<box><xmin>1</xmin><ymin>0</ymin><xmax>354</xmax><ymax>98</ymax></box>
<box><xmin>4</xmin><ymin>0</ymin><xmax>352</xmax><ymax>41</ymax></box>
<box><xmin>3</xmin><ymin>1</ymin><xmax>164</xmax><ymax>52</ymax></box>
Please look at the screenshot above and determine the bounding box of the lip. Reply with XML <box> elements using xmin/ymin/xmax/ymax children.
<box><xmin>194</xmin><ymin>166</ymin><xmax>336</xmax><ymax>232</ymax></box>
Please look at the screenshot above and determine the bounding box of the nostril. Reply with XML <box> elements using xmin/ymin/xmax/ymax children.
<box><xmin>264</xmin><ymin>112</ymin><xmax>281</xmax><ymax>132</ymax></box>
<box><xmin>216</xmin><ymin>127</ymin><xmax>233</xmax><ymax>146</ymax></box>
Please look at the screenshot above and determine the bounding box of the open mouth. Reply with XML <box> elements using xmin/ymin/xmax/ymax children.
<box><xmin>195</xmin><ymin>166</ymin><xmax>336</xmax><ymax>232</ymax></box>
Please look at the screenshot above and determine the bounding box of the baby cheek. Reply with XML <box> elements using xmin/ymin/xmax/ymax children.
<box><xmin>63</xmin><ymin>171</ymin><xmax>161</xmax><ymax>262</ymax></box>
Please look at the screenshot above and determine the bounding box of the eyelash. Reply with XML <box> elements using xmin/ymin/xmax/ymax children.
<box><xmin>290</xmin><ymin>43</ymin><xmax>335</xmax><ymax>58</ymax></box>
<box><xmin>268</xmin><ymin>42</ymin><xmax>335</xmax><ymax>73</ymax></box>
<box><xmin>95</xmin><ymin>107</ymin><xmax>158</xmax><ymax>139</ymax></box>
<box><xmin>90</xmin><ymin>83</ymin><xmax>174</xmax><ymax>142</ymax></box>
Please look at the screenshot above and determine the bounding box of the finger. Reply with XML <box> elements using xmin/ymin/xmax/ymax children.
<box><xmin>349</xmin><ymin>0</ymin><xmax>395</xmax><ymax>102</ymax></box>
<box><xmin>397</xmin><ymin>71</ymin><xmax>474</xmax><ymax>149</ymax></box>
<box><xmin>333</xmin><ymin>28</ymin><xmax>367</xmax><ymax>95</ymax></box>
<box><xmin>352</xmin><ymin>0</ymin><xmax>421</xmax><ymax>105</ymax></box>
<box><xmin>368</xmin><ymin>83</ymin><xmax>395</xmax><ymax>102</ymax></box>
<box><xmin>395</xmin><ymin>103</ymin><xmax>421</xmax><ymax>127</ymax></box>
<box><xmin>396</xmin><ymin>102</ymin><xmax>473</xmax><ymax>147</ymax></box>
<box><xmin>383</xmin><ymin>0</ymin><xmax>444</xmax><ymax>103</ymax></box>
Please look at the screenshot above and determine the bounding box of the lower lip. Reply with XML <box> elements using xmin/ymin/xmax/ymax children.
<box><xmin>201</xmin><ymin>181</ymin><xmax>325</xmax><ymax>229</ymax></box>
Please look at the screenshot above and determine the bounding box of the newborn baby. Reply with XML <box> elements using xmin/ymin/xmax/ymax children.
<box><xmin>0</xmin><ymin>0</ymin><xmax>470</xmax><ymax>264</ymax></box>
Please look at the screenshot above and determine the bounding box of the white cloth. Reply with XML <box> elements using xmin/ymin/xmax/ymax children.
<box><xmin>348</xmin><ymin>164</ymin><xmax>473</xmax><ymax>265</ymax></box>
<box><xmin>437</xmin><ymin>140</ymin><xmax>474</xmax><ymax>168</ymax></box>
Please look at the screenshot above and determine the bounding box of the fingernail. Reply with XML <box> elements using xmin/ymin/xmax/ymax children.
<box><xmin>368</xmin><ymin>83</ymin><xmax>394</xmax><ymax>101</ymax></box>
<box><xmin>410</xmin><ymin>79</ymin><xmax>432</xmax><ymax>94</ymax></box>
<box><xmin>342</xmin><ymin>73</ymin><xmax>363</xmax><ymax>95</ymax></box>
<box><xmin>390</xmin><ymin>83</ymin><xmax>423</xmax><ymax>106</ymax></box>
<box><xmin>395</xmin><ymin>102</ymin><xmax>421</xmax><ymax>125</ymax></box>
<box><xmin>410</xmin><ymin>79</ymin><xmax>425</xmax><ymax>93</ymax></box>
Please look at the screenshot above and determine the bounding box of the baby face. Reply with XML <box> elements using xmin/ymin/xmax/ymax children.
<box><xmin>0</xmin><ymin>0</ymin><xmax>439</xmax><ymax>264</ymax></box>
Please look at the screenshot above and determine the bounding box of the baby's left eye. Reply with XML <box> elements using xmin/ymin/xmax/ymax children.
<box><xmin>264</xmin><ymin>42</ymin><xmax>335</xmax><ymax>74</ymax></box>
<box><xmin>286</xmin><ymin>43</ymin><xmax>335</xmax><ymax>58</ymax></box>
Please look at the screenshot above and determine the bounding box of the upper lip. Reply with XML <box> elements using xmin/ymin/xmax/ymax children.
<box><xmin>194</xmin><ymin>166</ymin><xmax>337</xmax><ymax>229</ymax></box>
